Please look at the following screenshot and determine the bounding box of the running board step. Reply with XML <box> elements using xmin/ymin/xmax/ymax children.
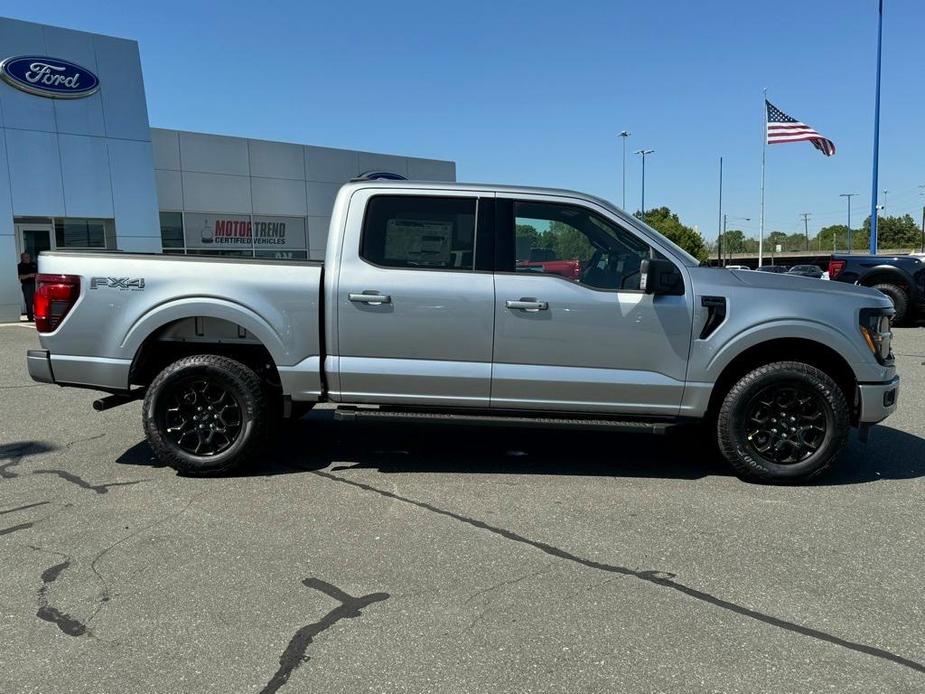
<box><xmin>333</xmin><ymin>407</ymin><xmax>673</xmax><ymax>434</ymax></box>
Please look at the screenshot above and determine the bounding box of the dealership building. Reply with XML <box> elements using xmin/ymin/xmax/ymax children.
<box><xmin>0</xmin><ymin>16</ymin><xmax>456</xmax><ymax>322</ymax></box>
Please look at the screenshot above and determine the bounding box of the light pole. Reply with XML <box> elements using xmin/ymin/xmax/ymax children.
<box><xmin>618</xmin><ymin>130</ymin><xmax>630</xmax><ymax>209</ymax></box>
<box><xmin>634</xmin><ymin>149</ymin><xmax>654</xmax><ymax>214</ymax></box>
<box><xmin>839</xmin><ymin>193</ymin><xmax>857</xmax><ymax>253</ymax></box>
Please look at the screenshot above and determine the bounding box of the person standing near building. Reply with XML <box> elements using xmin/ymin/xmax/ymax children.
<box><xmin>17</xmin><ymin>252</ymin><xmax>37</xmax><ymax>322</ymax></box>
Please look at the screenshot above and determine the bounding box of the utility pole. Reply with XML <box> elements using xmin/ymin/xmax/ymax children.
<box><xmin>634</xmin><ymin>149</ymin><xmax>654</xmax><ymax>214</ymax></box>
<box><xmin>618</xmin><ymin>130</ymin><xmax>630</xmax><ymax>209</ymax></box>
<box><xmin>839</xmin><ymin>193</ymin><xmax>857</xmax><ymax>253</ymax></box>
<box><xmin>801</xmin><ymin>212</ymin><xmax>811</xmax><ymax>251</ymax></box>
<box><xmin>721</xmin><ymin>213</ymin><xmax>727</xmax><ymax>266</ymax></box>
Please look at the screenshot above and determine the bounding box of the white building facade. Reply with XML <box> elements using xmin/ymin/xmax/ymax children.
<box><xmin>0</xmin><ymin>16</ymin><xmax>455</xmax><ymax>322</ymax></box>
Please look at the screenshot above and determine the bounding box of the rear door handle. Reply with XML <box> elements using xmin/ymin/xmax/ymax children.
<box><xmin>506</xmin><ymin>299</ymin><xmax>548</xmax><ymax>312</ymax></box>
<box><xmin>349</xmin><ymin>292</ymin><xmax>392</xmax><ymax>305</ymax></box>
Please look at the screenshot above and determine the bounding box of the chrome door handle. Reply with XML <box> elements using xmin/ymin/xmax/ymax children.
<box><xmin>506</xmin><ymin>299</ymin><xmax>548</xmax><ymax>312</ymax></box>
<box><xmin>349</xmin><ymin>292</ymin><xmax>392</xmax><ymax>305</ymax></box>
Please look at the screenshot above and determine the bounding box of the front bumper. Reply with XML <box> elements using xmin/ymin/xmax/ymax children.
<box><xmin>857</xmin><ymin>376</ymin><xmax>900</xmax><ymax>423</ymax></box>
<box><xmin>27</xmin><ymin>349</ymin><xmax>54</xmax><ymax>384</ymax></box>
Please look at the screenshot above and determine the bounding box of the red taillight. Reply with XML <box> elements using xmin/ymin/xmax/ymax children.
<box><xmin>34</xmin><ymin>274</ymin><xmax>80</xmax><ymax>333</ymax></box>
<box><xmin>828</xmin><ymin>259</ymin><xmax>846</xmax><ymax>280</ymax></box>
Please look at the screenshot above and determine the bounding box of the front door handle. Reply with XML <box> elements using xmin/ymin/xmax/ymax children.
<box><xmin>506</xmin><ymin>299</ymin><xmax>548</xmax><ymax>312</ymax></box>
<box><xmin>349</xmin><ymin>292</ymin><xmax>392</xmax><ymax>305</ymax></box>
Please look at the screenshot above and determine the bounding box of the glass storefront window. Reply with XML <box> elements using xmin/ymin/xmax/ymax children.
<box><xmin>162</xmin><ymin>212</ymin><xmax>310</xmax><ymax>260</ymax></box>
<box><xmin>160</xmin><ymin>212</ymin><xmax>184</xmax><ymax>248</ymax></box>
<box><xmin>54</xmin><ymin>218</ymin><xmax>107</xmax><ymax>248</ymax></box>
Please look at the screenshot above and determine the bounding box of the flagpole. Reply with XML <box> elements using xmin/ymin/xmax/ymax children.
<box><xmin>869</xmin><ymin>0</ymin><xmax>883</xmax><ymax>255</ymax></box>
<box><xmin>759</xmin><ymin>88</ymin><xmax>767</xmax><ymax>267</ymax></box>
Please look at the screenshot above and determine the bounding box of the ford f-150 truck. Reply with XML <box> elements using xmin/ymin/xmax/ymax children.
<box><xmin>829</xmin><ymin>253</ymin><xmax>924</xmax><ymax>324</ymax></box>
<box><xmin>27</xmin><ymin>181</ymin><xmax>899</xmax><ymax>482</ymax></box>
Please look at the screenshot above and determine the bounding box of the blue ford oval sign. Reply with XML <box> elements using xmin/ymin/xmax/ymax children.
<box><xmin>0</xmin><ymin>55</ymin><xmax>99</xmax><ymax>99</ymax></box>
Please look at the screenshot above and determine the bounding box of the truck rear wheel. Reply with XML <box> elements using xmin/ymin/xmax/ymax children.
<box><xmin>716</xmin><ymin>361</ymin><xmax>849</xmax><ymax>483</ymax></box>
<box><xmin>871</xmin><ymin>283</ymin><xmax>909</xmax><ymax>324</ymax></box>
<box><xmin>142</xmin><ymin>355</ymin><xmax>267</xmax><ymax>475</ymax></box>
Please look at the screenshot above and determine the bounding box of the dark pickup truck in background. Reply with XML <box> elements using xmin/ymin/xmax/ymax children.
<box><xmin>829</xmin><ymin>254</ymin><xmax>925</xmax><ymax>324</ymax></box>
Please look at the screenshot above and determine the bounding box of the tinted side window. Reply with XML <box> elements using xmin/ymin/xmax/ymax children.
<box><xmin>361</xmin><ymin>196</ymin><xmax>476</xmax><ymax>270</ymax></box>
<box><xmin>513</xmin><ymin>201</ymin><xmax>652</xmax><ymax>290</ymax></box>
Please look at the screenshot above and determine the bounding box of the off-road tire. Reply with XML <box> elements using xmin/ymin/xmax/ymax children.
<box><xmin>871</xmin><ymin>283</ymin><xmax>909</xmax><ymax>325</ymax></box>
<box><xmin>717</xmin><ymin>361</ymin><xmax>849</xmax><ymax>483</ymax></box>
<box><xmin>143</xmin><ymin>355</ymin><xmax>267</xmax><ymax>475</ymax></box>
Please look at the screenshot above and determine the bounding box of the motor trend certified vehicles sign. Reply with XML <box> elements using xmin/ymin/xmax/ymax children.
<box><xmin>184</xmin><ymin>214</ymin><xmax>307</xmax><ymax>250</ymax></box>
<box><xmin>0</xmin><ymin>55</ymin><xmax>100</xmax><ymax>98</ymax></box>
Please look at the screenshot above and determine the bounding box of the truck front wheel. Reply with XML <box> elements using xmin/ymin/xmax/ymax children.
<box><xmin>142</xmin><ymin>355</ymin><xmax>267</xmax><ymax>475</ymax></box>
<box><xmin>871</xmin><ymin>283</ymin><xmax>909</xmax><ymax>324</ymax></box>
<box><xmin>716</xmin><ymin>361</ymin><xmax>849</xmax><ymax>483</ymax></box>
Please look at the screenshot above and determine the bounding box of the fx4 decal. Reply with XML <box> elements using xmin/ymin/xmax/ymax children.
<box><xmin>90</xmin><ymin>277</ymin><xmax>146</xmax><ymax>291</ymax></box>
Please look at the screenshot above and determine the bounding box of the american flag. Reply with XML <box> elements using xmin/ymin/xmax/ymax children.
<box><xmin>766</xmin><ymin>100</ymin><xmax>836</xmax><ymax>156</ymax></box>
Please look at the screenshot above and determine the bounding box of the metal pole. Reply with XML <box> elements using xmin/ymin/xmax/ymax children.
<box><xmin>921</xmin><ymin>205</ymin><xmax>925</xmax><ymax>253</ymax></box>
<box><xmin>869</xmin><ymin>0</ymin><xmax>883</xmax><ymax>255</ymax></box>
<box><xmin>759</xmin><ymin>89</ymin><xmax>767</xmax><ymax>267</ymax></box>
<box><xmin>840</xmin><ymin>193</ymin><xmax>856</xmax><ymax>253</ymax></box>
<box><xmin>619</xmin><ymin>131</ymin><xmax>630</xmax><ymax>209</ymax></box>
<box><xmin>717</xmin><ymin>157</ymin><xmax>723</xmax><ymax>267</ymax></box>
<box><xmin>641</xmin><ymin>154</ymin><xmax>645</xmax><ymax>214</ymax></box>
<box><xmin>722</xmin><ymin>214</ymin><xmax>727</xmax><ymax>266</ymax></box>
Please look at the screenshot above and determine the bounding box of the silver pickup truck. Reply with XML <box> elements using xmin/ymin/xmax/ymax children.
<box><xmin>27</xmin><ymin>181</ymin><xmax>899</xmax><ymax>482</ymax></box>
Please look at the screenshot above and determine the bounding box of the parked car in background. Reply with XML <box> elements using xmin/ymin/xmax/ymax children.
<box><xmin>27</xmin><ymin>180</ymin><xmax>899</xmax><ymax>483</ymax></box>
<box><xmin>757</xmin><ymin>265</ymin><xmax>789</xmax><ymax>273</ymax></box>
<box><xmin>829</xmin><ymin>253</ymin><xmax>924</xmax><ymax>324</ymax></box>
<box><xmin>787</xmin><ymin>264</ymin><xmax>824</xmax><ymax>279</ymax></box>
<box><xmin>726</xmin><ymin>264</ymin><xmax>751</xmax><ymax>271</ymax></box>
<box><xmin>516</xmin><ymin>248</ymin><xmax>581</xmax><ymax>280</ymax></box>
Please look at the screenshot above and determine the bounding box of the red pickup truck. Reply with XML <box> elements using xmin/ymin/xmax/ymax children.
<box><xmin>516</xmin><ymin>248</ymin><xmax>581</xmax><ymax>279</ymax></box>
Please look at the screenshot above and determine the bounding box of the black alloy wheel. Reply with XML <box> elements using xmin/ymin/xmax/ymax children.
<box><xmin>143</xmin><ymin>354</ymin><xmax>267</xmax><ymax>475</ymax></box>
<box><xmin>742</xmin><ymin>382</ymin><xmax>828</xmax><ymax>465</ymax></box>
<box><xmin>716</xmin><ymin>361</ymin><xmax>849</xmax><ymax>482</ymax></box>
<box><xmin>159</xmin><ymin>377</ymin><xmax>243</xmax><ymax>456</ymax></box>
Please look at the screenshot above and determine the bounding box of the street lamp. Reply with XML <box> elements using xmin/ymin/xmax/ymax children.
<box><xmin>721</xmin><ymin>214</ymin><xmax>750</xmax><ymax>265</ymax></box>
<box><xmin>618</xmin><ymin>130</ymin><xmax>630</xmax><ymax>209</ymax></box>
<box><xmin>634</xmin><ymin>149</ymin><xmax>654</xmax><ymax>214</ymax></box>
<box><xmin>839</xmin><ymin>193</ymin><xmax>857</xmax><ymax>253</ymax></box>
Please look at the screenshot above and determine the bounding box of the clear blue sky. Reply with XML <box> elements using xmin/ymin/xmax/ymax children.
<box><xmin>12</xmin><ymin>0</ymin><xmax>925</xmax><ymax>240</ymax></box>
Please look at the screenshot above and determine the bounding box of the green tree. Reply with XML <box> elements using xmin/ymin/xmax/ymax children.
<box><xmin>861</xmin><ymin>214</ymin><xmax>921</xmax><ymax>250</ymax></box>
<box><xmin>637</xmin><ymin>207</ymin><xmax>709</xmax><ymax>262</ymax></box>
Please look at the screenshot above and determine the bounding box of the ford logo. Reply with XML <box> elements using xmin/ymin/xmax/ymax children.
<box><xmin>0</xmin><ymin>55</ymin><xmax>99</xmax><ymax>99</ymax></box>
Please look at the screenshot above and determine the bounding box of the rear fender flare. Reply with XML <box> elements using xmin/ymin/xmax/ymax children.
<box><xmin>121</xmin><ymin>298</ymin><xmax>291</xmax><ymax>367</ymax></box>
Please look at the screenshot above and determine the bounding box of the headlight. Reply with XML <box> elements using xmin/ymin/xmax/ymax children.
<box><xmin>859</xmin><ymin>307</ymin><xmax>894</xmax><ymax>364</ymax></box>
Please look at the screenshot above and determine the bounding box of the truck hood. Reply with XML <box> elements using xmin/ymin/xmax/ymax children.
<box><xmin>730</xmin><ymin>269</ymin><xmax>890</xmax><ymax>305</ymax></box>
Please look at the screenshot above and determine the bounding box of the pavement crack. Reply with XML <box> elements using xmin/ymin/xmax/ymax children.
<box><xmin>0</xmin><ymin>521</ymin><xmax>34</xmax><ymax>536</ymax></box>
<box><xmin>86</xmin><ymin>491</ymin><xmax>203</xmax><ymax>625</ymax></box>
<box><xmin>31</xmin><ymin>469</ymin><xmax>148</xmax><ymax>494</ymax></box>
<box><xmin>63</xmin><ymin>433</ymin><xmax>106</xmax><ymax>449</ymax></box>
<box><xmin>0</xmin><ymin>501</ymin><xmax>50</xmax><ymax>515</ymax></box>
<box><xmin>259</xmin><ymin>578</ymin><xmax>389</xmax><ymax>694</ymax></box>
<box><xmin>36</xmin><ymin>557</ymin><xmax>89</xmax><ymax>637</ymax></box>
<box><xmin>312</xmin><ymin>470</ymin><xmax>925</xmax><ymax>676</ymax></box>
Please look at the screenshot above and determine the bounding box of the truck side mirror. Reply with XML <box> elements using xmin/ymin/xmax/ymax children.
<box><xmin>640</xmin><ymin>258</ymin><xmax>683</xmax><ymax>295</ymax></box>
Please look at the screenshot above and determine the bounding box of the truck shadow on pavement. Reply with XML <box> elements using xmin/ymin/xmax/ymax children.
<box><xmin>115</xmin><ymin>410</ymin><xmax>925</xmax><ymax>486</ymax></box>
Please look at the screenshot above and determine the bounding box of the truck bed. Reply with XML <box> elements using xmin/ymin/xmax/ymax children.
<box><xmin>33</xmin><ymin>251</ymin><xmax>324</xmax><ymax>399</ymax></box>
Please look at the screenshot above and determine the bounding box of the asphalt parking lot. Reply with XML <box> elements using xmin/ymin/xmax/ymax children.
<box><xmin>1</xmin><ymin>322</ymin><xmax>924</xmax><ymax>694</ymax></box>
